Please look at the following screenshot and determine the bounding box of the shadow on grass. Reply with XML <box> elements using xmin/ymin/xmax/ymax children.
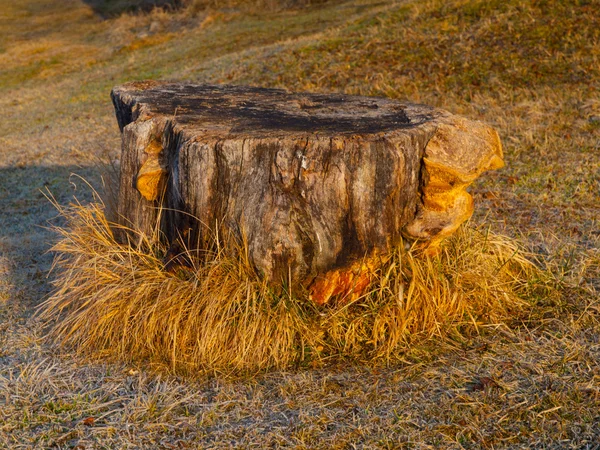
<box><xmin>81</xmin><ymin>0</ymin><xmax>182</xmax><ymax>18</ymax></box>
<box><xmin>0</xmin><ymin>165</ymin><xmax>102</xmax><ymax>309</ymax></box>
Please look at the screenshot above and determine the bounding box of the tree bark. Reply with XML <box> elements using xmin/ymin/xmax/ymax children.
<box><xmin>111</xmin><ymin>81</ymin><xmax>503</xmax><ymax>304</ymax></box>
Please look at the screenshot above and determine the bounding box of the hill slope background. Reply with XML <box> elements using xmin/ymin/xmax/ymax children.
<box><xmin>0</xmin><ymin>0</ymin><xmax>599</xmax><ymax>447</ymax></box>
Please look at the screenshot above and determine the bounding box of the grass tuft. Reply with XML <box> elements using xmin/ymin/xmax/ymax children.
<box><xmin>38</xmin><ymin>201</ymin><xmax>558</xmax><ymax>376</ymax></box>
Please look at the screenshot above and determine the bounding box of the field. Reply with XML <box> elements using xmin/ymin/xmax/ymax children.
<box><xmin>0</xmin><ymin>0</ymin><xmax>599</xmax><ymax>448</ymax></box>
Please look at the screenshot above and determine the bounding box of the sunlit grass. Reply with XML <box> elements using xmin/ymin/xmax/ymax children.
<box><xmin>38</xmin><ymin>199</ymin><xmax>558</xmax><ymax>375</ymax></box>
<box><xmin>2</xmin><ymin>0</ymin><xmax>599</xmax><ymax>446</ymax></box>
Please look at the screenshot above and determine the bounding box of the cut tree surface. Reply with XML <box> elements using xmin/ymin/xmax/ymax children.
<box><xmin>111</xmin><ymin>81</ymin><xmax>503</xmax><ymax>304</ymax></box>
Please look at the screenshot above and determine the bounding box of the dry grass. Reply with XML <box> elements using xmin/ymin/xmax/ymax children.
<box><xmin>1</xmin><ymin>0</ymin><xmax>599</xmax><ymax>447</ymax></box>
<box><xmin>38</xmin><ymin>198</ymin><xmax>556</xmax><ymax>376</ymax></box>
<box><xmin>185</xmin><ymin>0</ymin><xmax>332</xmax><ymax>14</ymax></box>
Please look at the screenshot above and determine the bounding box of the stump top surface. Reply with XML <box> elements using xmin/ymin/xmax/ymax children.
<box><xmin>112</xmin><ymin>81</ymin><xmax>442</xmax><ymax>138</ymax></box>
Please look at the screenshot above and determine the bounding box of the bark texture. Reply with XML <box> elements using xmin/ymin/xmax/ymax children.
<box><xmin>111</xmin><ymin>81</ymin><xmax>503</xmax><ymax>304</ymax></box>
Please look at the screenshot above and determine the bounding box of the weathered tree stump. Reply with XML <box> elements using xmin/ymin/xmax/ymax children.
<box><xmin>111</xmin><ymin>81</ymin><xmax>503</xmax><ymax>304</ymax></box>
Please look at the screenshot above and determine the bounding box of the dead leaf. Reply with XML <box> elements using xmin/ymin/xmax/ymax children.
<box><xmin>82</xmin><ymin>417</ymin><xmax>95</xmax><ymax>427</ymax></box>
<box><xmin>467</xmin><ymin>376</ymin><xmax>499</xmax><ymax>392</ymax></box>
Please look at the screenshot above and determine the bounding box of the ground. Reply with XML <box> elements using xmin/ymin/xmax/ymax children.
<box><xmin>0</xmin><ymin>0</ymin><xmax>599</xmax><ymax>448</ymax></box>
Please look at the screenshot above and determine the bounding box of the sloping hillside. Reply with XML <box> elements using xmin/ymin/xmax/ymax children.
<box><xmin>0</xmin><ymin>0</ymin><xmax>598</xmax><ymax>447</ymax></box>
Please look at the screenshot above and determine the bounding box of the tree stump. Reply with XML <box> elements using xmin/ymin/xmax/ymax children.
<box><xmin>111</xmin><ymin>81</ymin><xmax>503</xmax><ymax>304</ymax></box>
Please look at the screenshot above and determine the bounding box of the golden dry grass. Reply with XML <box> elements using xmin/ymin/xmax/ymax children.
<box><xmin>38</xmin><ymin>197</ymin><xmax>557</xmax><ymax>376</ymax></box>
<box><xmin>1</xmin><ymin>0</ymin><xmax>599</xmax><ymax>447</ymax></box>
